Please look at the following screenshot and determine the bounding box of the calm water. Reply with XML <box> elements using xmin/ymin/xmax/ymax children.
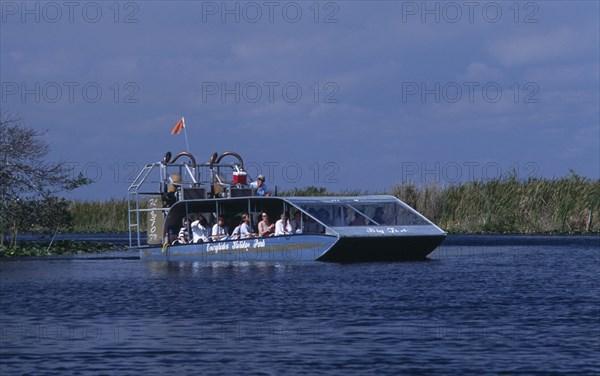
<box><xmin>1</xmin><ymin>235</ymin><xmax>599</xmax><ymax>375</ymax></box>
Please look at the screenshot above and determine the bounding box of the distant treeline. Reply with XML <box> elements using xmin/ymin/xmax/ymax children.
<box><xmin>68</xmin><ymin>174</ymin><xmax>599</xmax><ymax>234</ymax></box>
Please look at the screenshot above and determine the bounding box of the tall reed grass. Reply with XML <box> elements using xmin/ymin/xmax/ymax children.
<box><xmin>392</xmin><ymin>174</ymin><xmax>599</xmax><ymax>233</ymax></box>
<box><xmin>68</xmin><ymin>175</ymin><xmax>599</xmax><ymax>234</ymax></box>
<box><xmin>68</xmin><ymin>199</ymin><xmax>132</xmax><ymax>233</ymax></box>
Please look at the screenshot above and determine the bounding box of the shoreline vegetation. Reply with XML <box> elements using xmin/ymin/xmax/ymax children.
<box><xmin>0</xmin><ymin>240</ymin><xmax>121</xmax><ymax>257</ymax></box>
<box><xmin>2</xmin><ymin>174</ymin><xmax>598</xmax><ymax>257</ymax></box>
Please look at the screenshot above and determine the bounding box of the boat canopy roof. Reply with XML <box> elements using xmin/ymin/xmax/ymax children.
<box><xmin>282</xmin><ymin>195</ymin><xmax>434</xmax><ymax>227</ymax></box>
<box><xmin>282</xmin><ymin>195</ymin><xmax>405</xmax><ymax>205</ymax></box>
<box><xmin>166</xmin><ymin>195</ymin><xmax>436</xmax><ymax>231</ymax></box>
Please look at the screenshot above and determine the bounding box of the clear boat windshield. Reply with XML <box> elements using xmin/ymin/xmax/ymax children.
<box><xmin>286</xmin><ymin>197</ymin><xmax>431</xmax><ymax>227</ymax></box>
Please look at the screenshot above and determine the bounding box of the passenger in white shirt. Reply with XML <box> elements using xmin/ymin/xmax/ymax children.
<box><xmin>275</xmin><ymin>212</ymin><xmax>292</xmax><ymax>236</ymax></box>
<box><xmin>211</xmin><ymin>216</ymin><xmax>229</xmax><ymax>241</ymax></box>
<box><xmin>230</xmin><ymin>224</ymin><xmax>242</xmax><ymax>240</ymax></box>
<box><xmin>191</xmin><ymin>216</ymin><xmax>209</xmax><ymax>243</ymax></box>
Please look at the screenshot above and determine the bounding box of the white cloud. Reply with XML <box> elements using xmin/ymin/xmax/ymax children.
<box><xmin>459</xmin><ymin>62</ymin><xmax>503</xmax><ymax>82</ymax></box>
<box><xmin>488</xmin><ymin>27</ymin><xmax>588</xmax><ymax>66</ymax></box>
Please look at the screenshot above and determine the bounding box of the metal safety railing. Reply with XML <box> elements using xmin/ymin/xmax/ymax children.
<box><xmin>127</xmin><ymin>152</ymin><xmax>253</xmax><ymax>248</ymax></box>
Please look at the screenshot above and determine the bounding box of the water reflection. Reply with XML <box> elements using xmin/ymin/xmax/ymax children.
<box><xmin>145</xmin><ymin>260</ymin><xmax>312</xmax><ymax>277</ymax></box>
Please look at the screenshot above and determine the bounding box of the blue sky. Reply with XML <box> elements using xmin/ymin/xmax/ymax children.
<box><xmin>1</xmin><ymin>1</ymin><xmax>599</xmax><ymax>199</ymax></box>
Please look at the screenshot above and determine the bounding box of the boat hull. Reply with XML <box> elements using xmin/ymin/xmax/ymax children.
<box><xmin>141</xmin><ymin>235</ymin><xmax>337</xmax><ymax>262</ymax></box>
<box><xmin>139</xmin><ymin>233</ymin><xmax>446</xmax><ymax>262</ymax></box>
<box><xmin>317</xmin><ymin>234</ymin><xmax>446</xmax><ymax>262</ymax></box>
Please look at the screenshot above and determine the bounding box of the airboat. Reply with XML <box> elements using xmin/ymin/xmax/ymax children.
<box><xmin>128</xmin><ymin>151</ymin><xmax>446</xmax><ymax>262</ymax></box>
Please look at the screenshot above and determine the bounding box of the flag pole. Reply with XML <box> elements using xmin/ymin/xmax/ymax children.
<box><xmin>170</xmin><ymin>116</ymin><xmax>190</xmax><ymax>152</ymax></box>
<box><xmin>182</xmin><ymin>117</ymin><xmax>190</xmax><ymax>153</ymax></box>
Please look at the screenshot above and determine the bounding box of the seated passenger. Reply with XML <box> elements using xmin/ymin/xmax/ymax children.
<box><xmin>191</xmin><ymin>215</ymin><xmax>210</xmax><ymax>243</ymax></box>
<box><xmin>230</xmin><ymin>217</ymin><xmax>243</xmax><ymax>240</ymax></box>
<box><xmin>275</xmin><ymin>212</ymin><xmax>292</xmax><ymax>236</ymax></box>
<box><xmin>258</xmin><ymin>212</ymin><xmax>275</xmax><ymax>237</ymax></box>
<box><xmin>250</xmin><ymin>175</ymin><xmax>271</xmax><ymax>197</ymax></box>
<box><xmin>240</xmin><ymin>213</ymin><xmax>257</xmax><ymax>239</ymax></box>
<box><xmin>211</xmin><ymin>216</ymin><xmax>229</xmax><ymax>241</ymax></box>
<box><xmin>290</xmin><ymin>211</ymin><xmax>303</xmax><ymax>234</ymax></box>
<box><xmin>173</xmin><ymin>217</ymin><xmax>190</xmax><ymax>245</ymax></box>
<box><xmin>370</xmin><ymin>207</ymin><xmax>386</xmax><ymax>225</ymax></box>
<box><xmin>332</xmin><ymin>207</ymin><xmax>349</xmax><ymax>227</ymax></box>
<box><xmin>350</xmin><ymin>213</ymin><xmax>367</xmax><ymax>226</ymax></box>
<box><xmin>303</xmin><ymin>209</ymin><xmax>320</xmax><ymax>233</ymax></box>
<box><xmin>315</xmin><ymin>208</ymin><xmax>330</xmax><ymax>232</ymax></box>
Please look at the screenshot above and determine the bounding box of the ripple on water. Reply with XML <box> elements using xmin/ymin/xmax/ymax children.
<box><xmin>1</xmin><ymin>235</ymin><xmax>599</xmax><ymax>374</ymax></box>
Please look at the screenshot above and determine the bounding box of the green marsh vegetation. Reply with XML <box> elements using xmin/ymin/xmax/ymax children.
<box><xmin>0</xmin><ymin>240</ymin><xmax>120</xmax><ymax>257</ymax></box>
<box><xmin>392</xmin><ymin>172</ymin><xmax>599</xmax><ymax>234</ymax></box>
<box><xmin>67</xmin><ymin>172</ymin><xmax>599</xmax><ymax>235</ymax></box>
<box><xmin>68</xmin><ymin>199</ymin><xmax>133</xmax><ymax>233</ymax></box>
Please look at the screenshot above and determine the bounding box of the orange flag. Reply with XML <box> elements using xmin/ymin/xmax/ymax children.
<box><xmin>170</xmin><ymin>117</ymin><xmax>185</xmax><ymax>135</ymax></box>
